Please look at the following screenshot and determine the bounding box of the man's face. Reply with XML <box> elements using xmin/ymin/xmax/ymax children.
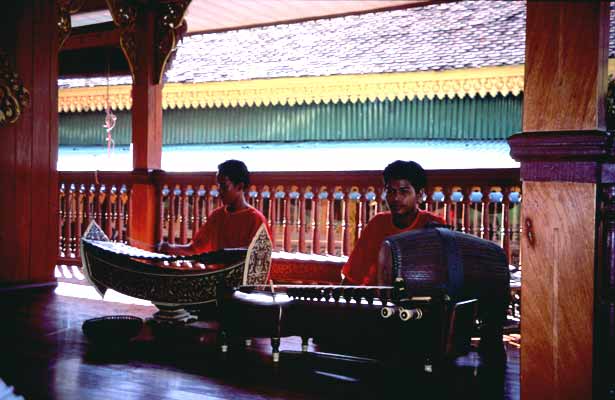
<box><xmin>385</xmin><ymin>178</ymin><xmax>419</xmax><ymax>217</ymax></box>
<box><xmin>216</xmin><ymin>173</ymin><xmax>242</xmax><ymax>205</ymax></box>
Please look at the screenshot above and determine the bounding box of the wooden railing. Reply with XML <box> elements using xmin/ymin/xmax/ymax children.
<box><xmin>57</xmin><ymin>168</ymin><xmax>522</xmax><ymax>267</ymax></box>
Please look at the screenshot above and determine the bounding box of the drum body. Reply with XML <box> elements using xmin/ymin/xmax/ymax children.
<box><xmin>378</xmin><ymin>227</ymin><xmax>510</xmax><ymax>356</ymax></box>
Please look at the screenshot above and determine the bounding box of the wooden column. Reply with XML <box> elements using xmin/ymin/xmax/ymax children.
<box><xmin>130</xmin><ymin>4</ymin><xmax>162</xmax><ymax>247</ymax></box>
<box><xmin>107</xmin><ymin>0</ymin><xmax>189</xmax><ymax>247</ymax></box>
<box><xmin>508</xmin><ymin>2</ymin><xmax>610</xmax><ymax>399</ymax></box>
<box><xmin>0</xmin><ymin>1</ymin><xmax>58</xmax><ymax>284</ymax></box>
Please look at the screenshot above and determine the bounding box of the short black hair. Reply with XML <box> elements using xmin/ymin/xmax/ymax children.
<box><xmin>218</xmin><ymin>159</ymin><xmax>250</xmax><ymax>187</ymax></box>
<box><xmin>383</xmin><ymin>160</ymin><xmax>427</xmax><ymax>192</ymax></box>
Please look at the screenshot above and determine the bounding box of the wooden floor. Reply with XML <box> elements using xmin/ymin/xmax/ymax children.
<box><xmin>0</xmin><ymin>286</ymin><xmax>519</xmax><ymax>400</ymax></box>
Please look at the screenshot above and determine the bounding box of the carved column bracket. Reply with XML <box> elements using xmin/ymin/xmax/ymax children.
<box><xmin>155</xmin><ymin>0</ymin><xmax>190</xmax><ymax>84</ymax></box>
<box><xmin>0</xmin><ymin>50</ymin><xmax>30</xmax><ymax>127</ymax></box>
<box><xmin>508</xmin><ymin>130</ymin><xmax>614</xmax><ymax>183</ymax></box>
<box><xmin>106</xmin><ymin>0</ymin><xmax>138</xmax><ymax>79</ymax></box>
<box><xmin>107</xmin><ymin>0</ymin><xmax>190</xmax><ymax>84</ymax></box>
<box><xmin>58</xmin><ymin>0</ymin><xmax>87</xmax><ymax>49</ymax></box>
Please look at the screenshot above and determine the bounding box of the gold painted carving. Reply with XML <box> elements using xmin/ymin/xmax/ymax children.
<box><xmin>107</xmin><ymin>0</ymin><xmax>190</xmax><ymax>84</ymax></box>
<box><xmin>59</xmin><ymin>85</ymin><xmax>131</xmax><ymax>112</ymax></box>
<box><xmin>58</xmin><ymin>0</ymin><xmax>87</xmax><ymax>49</ymax></box>
<box><xmin>0</xmin><ymin>50</ymin><xmax>30</xmax><ymax>127</ymax></box>
<box><xmin>155</xmin><ymin>0</ymin><xmax>190</xmax><ymax>84</ymax></box>
<box><xmin>59</xmin><ymin>65</ymin><xmax>526</xmax><ymax>112</ymax></box>
<box><xmin>106</xmin><ymin>0</ymin><xmax>138</xmax><ymax>80</ymax></box>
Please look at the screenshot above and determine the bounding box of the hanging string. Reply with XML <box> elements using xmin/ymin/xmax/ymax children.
<box><xmin>103</xmin><ymin>48</ymin><xmax>117</xmax><ymax>158</ymax></box>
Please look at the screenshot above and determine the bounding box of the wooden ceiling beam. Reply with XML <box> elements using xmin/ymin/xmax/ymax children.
<box><xmin>62</xmin><ymin>24</ymin><xmax>120</xmax><ymax>50</ymax></box>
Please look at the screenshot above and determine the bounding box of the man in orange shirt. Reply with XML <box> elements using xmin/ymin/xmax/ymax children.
<box><xmin>158</xmin><ymin>159</ymin><xmax>270</xmax><ymax>255</ymax></box>
<box><xmin>341</xmin><ymin>160</ymin><xmax>445</xmax><ymax>285</ymax></box>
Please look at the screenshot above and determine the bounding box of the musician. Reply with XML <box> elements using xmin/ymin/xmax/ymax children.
<box><xmin>341</xmin><ymin>160</ymin><xmax>445</xmax><ymax>285</ymax></box>
<box><xmin>157</xmin><ymin>159</ymin><xmax>270</xmax><ymax>256</ymax></box>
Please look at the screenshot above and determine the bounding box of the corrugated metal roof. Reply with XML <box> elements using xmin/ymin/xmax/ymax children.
<box><xmin>59</xmin><ymin>94</ymin><xmax>522</xmax><ymax>145</ymax></box>
<box><xmin>57</xmin><ymin>140</ymin><xmax>518</xmax><ymax>172</ymax></box>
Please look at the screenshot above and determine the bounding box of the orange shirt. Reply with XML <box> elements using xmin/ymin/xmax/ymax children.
<box><xmin>192</xmin><ymin>206</ymin><xmax>270</xmax><ymax>253</ymax></box>
<box><xmin>341</xmin><ymin>209</ymin><xmax>445</xmax><ymax>285</ymax></box>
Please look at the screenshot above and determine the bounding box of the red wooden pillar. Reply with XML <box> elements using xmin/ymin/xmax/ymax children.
<box><xmin>107</xmin><ymin>1</ymin><xmax>190</xmax><ymax>248</ymax></box>
<box><xmin>508</xmin><ymin>2</ymin><xmax>610</xmax><ymax>398</ymax></box>
<box><xmin>0</xmin><ymin>1</ymin><xmax>58</xmax><ymax>284</ymax></box>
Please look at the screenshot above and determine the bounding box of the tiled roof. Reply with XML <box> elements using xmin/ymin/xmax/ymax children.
<box><xmin>58</xmin><ymin>1</ymin><xmax>614</xmax><ymax>88</ymax></box>
<box><xmin>167</xmin><ymin>0</ymin><xmax>526</xmax><ymax>83</ymax></box>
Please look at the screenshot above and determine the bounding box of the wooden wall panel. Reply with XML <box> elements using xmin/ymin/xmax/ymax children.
<box><xmin>523</xmin><ymin>2</ymin><xmax>609</xmax><ymax>132</ymax></box>
<box><xmin>0</xmin><ymin>0</ymin><xmax>58</xmax><ymax>284</ymax></box>
<box><xmin>521</xmin><ymin>181</ymin><xmax>595</xmax><ymax>400</ymax></box>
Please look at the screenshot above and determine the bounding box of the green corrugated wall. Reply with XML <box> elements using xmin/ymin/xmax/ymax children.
<box><xmin>59</xmin><ymin>94</ymin><xmax>523</xmax><ymax>145</ymax></box>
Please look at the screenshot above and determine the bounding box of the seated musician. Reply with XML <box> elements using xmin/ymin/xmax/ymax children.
<box><xmin>157</xmin><ymin>159</ymin><xmax>271</xmax><ymax>256</ymax></box>
<box><xmin>341</xmin><ymin>160</ymin><xmax>445</xmax><ymax>285</ymax></box>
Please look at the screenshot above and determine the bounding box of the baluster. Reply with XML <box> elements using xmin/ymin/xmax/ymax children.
<box><xmin>482</xmin><ymin>186</ymin><xmax>491</xmax><ymax>240</ymax></box>
<box><xmin>63</xmin><ymin>184</ymin><xmax>73</xmax><ymax>258</ymax></box>
<box><xmin>247</xmin><ymin>184</ymin><xmax>258</xmax><ymax>208</ymax></box>
<box><xmin>299</xmin><ymin>187</ymin><xmax>307</xmax><ymax>253</ymax></box>
<box><xmin>110</xmin><ymin>185</ymin><xmax>119</xmax><ymax>242</ymax></box>
<box><xmin>430</xmin><ymin>186</ymin><xmax>445</xmax><ymax>221</ymax></box>
<box><xmin>125</xmin><ymin>184</ymin><xmax>131</xmax><ymax>243</ymax></box>
<box><xmin>344</xmin><ymin>188</ymin><xmax>360</xmax><ymax>256</ymax></box>
<box><xmin>469</xmin><ymin>187</ymin><xmax>484</xmax><ymax>238</ymax></box>
<box><xmin>105</xmin><ymin>185</ymin><xmax>114</xmax><ymax>240</ymax></box>
<box><xmin>261</xmin><ymin>186</ymin><xmax>273</xmax><ymax>242</ymax></box>
<box><xmin>118</xmin><ymin>185</ymin><xmax>128</xmax><ymax>243</ymax></box>
<box><xmin>284</xmin><ymin>187</ymin><xmax>293</xmax><ymax>252</ymax></box>
<box><xmin>502</xmin><ymin>186</ymin><xmax>511</xmax><ymax>263</ymax></box>
<box><xmin>313</xmin><ymin>190</ymin><xmax>321</xmax><ymax>255</ymax></box>
<box><xmin>304</xmin><ymin>187</ymin><xmax>314</xmax><ymax>253</ymax></box>
<box><xmin>449</xmin><ymin>186</ymin><xmax>463</xmax><ymax>231</ymax></box>
<box><xmin>365</xmin><ymin>186</ymin><xmax>378</xmax><ymax>223</ymax></box>
<box><xmin>273</xmin><ymin>185</ymin><xmax>285</xmax><ymax>251</ymax></box>
<box><xmin>168</xmin><ymin>185</ymin><xmax>177</xmax><ymax>244</ymax></box>
<box><xmin>95</xmin><ymin>184</ymin><xmax>104</xmax><ymax>228</ymax></box>
<box><xmin>327</xmin><ymin>189</ymin><xmax>336</xmax><ymax>255</ymax></box>
<box><xmin>462</xmin><ymin>187</ymin><xmax>471</xmax><ymax>234</ymax></box>
<box><xmin>489</xmin><ymin>186</ymin><xmax>505</xmax><ymax>247</ymax></box>
<box><xmin>288</xmin><ymin>186</ymin><xmax>300</xmax><ymax>252</ymax></box>
<box><xmin>190</xmin><ymin>185</ymin><xmax>200</xmax><ymax>242</ymax></box>
<box><xmin>508</xmin><ymin>186</ymin><xmax>522</xmax><ymax>267</ymax></box>
<box><xmin>196</xmin><ymin>185</ymin><xmax>207</xmax><ymax>233</ymax></box>
<box><xmin>75</xmin><ymin>185</ymin><xmax>85</xmax><ymax>256</ymax></box>
<box><xmin>358</xmin><ymin>187</ymin><xmax>369</xmax><ymax>240</ymax></box>
<box><xmin>180</xmin><ymin>185</ymin><xmax>190</xmax><ymax>245</ymax></box>
<box><xmin>159</xmin><ymin>185</ymin><xmax>169</xmax><ymax>243</ymax></box>
<box><xmin>85</xmin><ymin>184</ymin><xmax>96</xmax><ymax>236</ymax></box>
<box><xmin>58</xmin><ymin>183</ymin><xmax>65</xmax><ymax>257</ymax></box>
<box><xmin>378</xmin><ymin>188</ymin><xmax>388</xmax><ymax>214</ymax></box>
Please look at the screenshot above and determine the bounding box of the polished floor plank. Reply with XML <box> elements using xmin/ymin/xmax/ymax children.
<box><xmin>0</xmin><ymin>287</ymin><xmax>519</xmax><ymax>400</ymax></box>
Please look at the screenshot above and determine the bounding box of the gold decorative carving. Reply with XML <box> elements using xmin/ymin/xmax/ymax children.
<box><xmin>59</xmin><ymin>85</ymin><xmax>132</xmax><ymax>112</ymax></box>
<box><xmin>106</xmin><ymin>0</ymin><xmax>139</xmax><ymax>80</ymax></box>
<box><xmin>107</xmin><ymin>0</ymin><xmax>190</xmax><ymax>84</ymax></box>
<box><xmin>58</xmin><ymin>0</ymin><xmax>87</xmax><ymax>49</ymax></box>
<box><xmin>59</xmin><ymin>65</ymin><xmax>528</xmax><ymax>112</ymax></box>
<box><xmin>0</xmin><ymin>50</ymin><xmax>30</xmax><ymax>127</ymax></box>
<box><xmin>155</xmin><ymin>0</ymin><xmax>190</xmax><ymax>84</ymax></box>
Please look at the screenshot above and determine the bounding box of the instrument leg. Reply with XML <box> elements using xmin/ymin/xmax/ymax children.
<box><xmin>271</xmin><ymin>337</ymin><xmax>281</xmax><ymax>363</ymax></box>
<box><xmin>301</xmin><ymin>336</ymin><xmax>309</xmax><ymax>352</ymax></box>
<box><xmin>219</xmin><ymin>330</ymin><xmax>228</xmax><ymax>353</ymax></box>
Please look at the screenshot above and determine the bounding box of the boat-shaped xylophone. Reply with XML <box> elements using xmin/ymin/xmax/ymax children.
<box><xmin>81</xmin><ymin>221</ymin><xmax>272</xmax><ymax>323</ymax></box>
